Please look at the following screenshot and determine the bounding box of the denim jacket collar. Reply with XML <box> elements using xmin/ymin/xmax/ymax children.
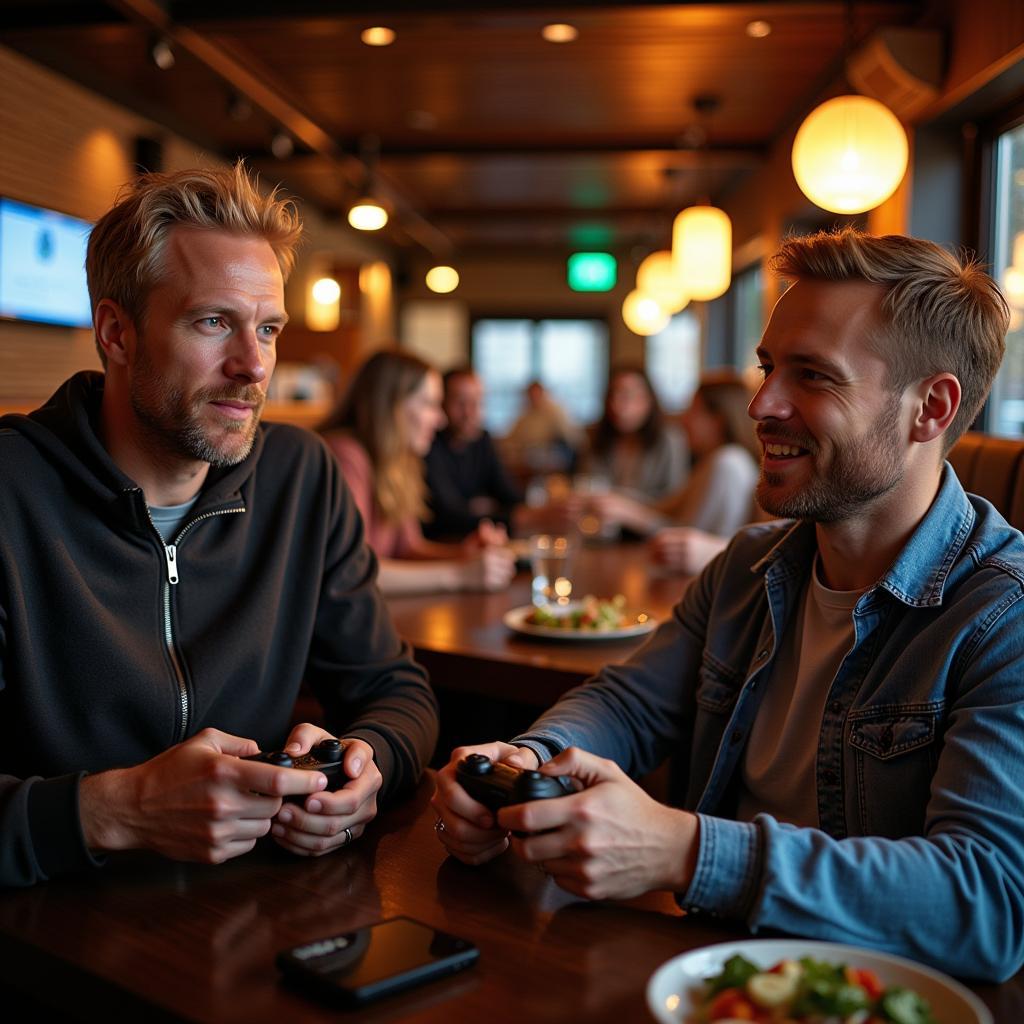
<box><xmin>748</xmin><ymin>463</ymin><xmax>974</xmax><ymax>610</ymax></box>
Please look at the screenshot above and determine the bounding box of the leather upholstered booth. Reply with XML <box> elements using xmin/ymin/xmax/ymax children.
<box><xmin>947</xmin><ymin>432</ymin><xmax>1024</xmax><ymax>532</ymax></box>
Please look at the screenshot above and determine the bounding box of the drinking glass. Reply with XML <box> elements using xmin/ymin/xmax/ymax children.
<box><xmin>530</xmin><ymin>533</ymin><xmax>576</xmax><ymax>607</ymax></box>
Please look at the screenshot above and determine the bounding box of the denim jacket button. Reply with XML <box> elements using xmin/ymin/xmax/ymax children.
<box><xmin>829</xmin><ymin>700</ymin><xmax>842</xmax><ymax>714</ymax></box>
<box><xmin>730</xmin><ymin>729</ymin><xmax>744</xmax><ymax>744</ymax></box>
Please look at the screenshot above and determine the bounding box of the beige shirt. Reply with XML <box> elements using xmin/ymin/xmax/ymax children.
<box><xmin>735</xmin><ymin>557</ymin><xmax>865</xmax><ymax>828</ymax></box>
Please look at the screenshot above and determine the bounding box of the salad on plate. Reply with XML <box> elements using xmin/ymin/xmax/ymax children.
<box><xmin>525</xmin><ymin>593</ymin><xmax>644</xmax><ymax>631</ymax></box>
<box><xmin>694</xmin><ymin>953</ymin><xmax>937</xmax><ymax>1024</ymax></box>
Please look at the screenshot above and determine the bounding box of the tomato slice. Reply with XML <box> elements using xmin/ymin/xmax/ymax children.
<box><xmin>708</xmin><ymin>987</ymin><xmax>758</xmax><ymax>1020</ymax></box>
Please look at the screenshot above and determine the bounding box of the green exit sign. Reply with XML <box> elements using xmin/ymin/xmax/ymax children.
<box><xmin>567</xmin><ymin>252</ymin><xmax>617</xmax><ymax>292</ymax></box>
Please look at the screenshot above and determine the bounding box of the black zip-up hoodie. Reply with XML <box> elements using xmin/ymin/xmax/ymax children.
<box><xmin>0</xmin><ymin>372</ymin><xmax>438</xmax><ymax>887</ymax></box>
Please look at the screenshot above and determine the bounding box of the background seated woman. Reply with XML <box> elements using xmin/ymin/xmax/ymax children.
<box><xmin>580</xmin><ymin>365</ymin><xmax>688</xmax><ymax>501</ymax></box>
<box><xmin>589</xmin><ymin>371</ymin><xmax>762</xmax><ymax>574</ymax></box>
<box><xmin>320</xmin><ymin>350</ymin><xmax>515</xmax><ymax>595</ymax></box>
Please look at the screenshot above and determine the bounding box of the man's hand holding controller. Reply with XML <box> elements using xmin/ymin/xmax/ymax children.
<box><xmin>78</xmin><ymin>724</ymin><xmax>381</xmax><ymax>864</ymax></box>
<box><xmin>432</xmin><ymin>742</ymin><xmax>701</xmax><ymax>901</ymax></box>
<box><xmin>431</xmin><ymin>742</ymin><xmax>543</xmax><ymax>865</ymax></box>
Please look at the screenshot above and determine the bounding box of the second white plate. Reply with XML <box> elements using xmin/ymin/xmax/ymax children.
<box><xmin>645</xmin><ymin>938</ymin><xmax>992</xmax><ymax>1024</ymax></box>
<box><xmin>503</xmin><ymin>603</ymin><xmax>657</xmax><ymax>641</ymax></box>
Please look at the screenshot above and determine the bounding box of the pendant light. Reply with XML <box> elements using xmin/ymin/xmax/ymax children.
<box><xmin>347</xmin><ymin>198</ymin><xmax>388</xmax><ymax>231</ymax></box>
<box><xmin>791</xmin><ymin>1</ymin><xmax>909</xmax><ymax>214</ymax></box>
<box><xmin>348</xmin><ymin>135</ymin><xmax>389</xmax><ymax>231</ymax></box>
<box><xmin>425</xmin><ymin>265</ymin><xmax>459</xmax><ymax>294</ymax></box>
<box><xmin>672</xmin><ymin>206</ymin><xmax>732</xmax><ymax>302</ymax></box>
<box><xmin>622</xmin><ymin>290</ymin><xmax>670</xmax><ymax>336</ymax></box>
<box><xmin>792</xmin><ymin>95</ymin><xmax>908</xmax><ymax>214</ymax></box>
<box><xmin>668</xmin><ymin>94</ymin><xmax>732</xmax><ymax>303</ymax></box>
<box><xmin>636</xmin><ymin>250</ymin><xmax>689</xmax><ymax>313</ymax></box>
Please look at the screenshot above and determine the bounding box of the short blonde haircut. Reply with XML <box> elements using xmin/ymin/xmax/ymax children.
<box><xmin>771</xmin><ymin>227</ymin><xmax>1009</xmax><ymax>454</ymax></box>
<box><xmin>86</xmin><ymin>162</ymin><xmax>302</xmax><ymax>364</ymax></box>
<box><xmin>320</xmin><ymin>350</ymin><xmax>434</xmax><ymax>525</ymax></box>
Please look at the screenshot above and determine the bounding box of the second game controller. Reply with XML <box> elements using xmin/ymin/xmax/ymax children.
<box><xmin>455</xmin><ymin>753</ymin><xmax>575</xmax><ymax>811</ymax></box>
<box><xmin>244</xmin><ymin>738</ymin><xmax>347</xmax><ymax>801</ymax></box>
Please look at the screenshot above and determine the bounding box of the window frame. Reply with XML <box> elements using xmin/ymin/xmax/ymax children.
<box><xmin>469</xmin><ymin>312</ymin><xmax>611</xmax><ymax>434</ymax></box>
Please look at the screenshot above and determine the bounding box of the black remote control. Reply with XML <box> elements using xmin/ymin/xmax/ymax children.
<box><xmin>455</xmin><ymin>753</ymin><xmax>574</xmax><ymax>811</ymax></box>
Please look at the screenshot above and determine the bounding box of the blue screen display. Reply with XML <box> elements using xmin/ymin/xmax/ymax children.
<box><xmin>0</xmin><ymin>197</ymin><xmax>92</xmax><ymax>328</ymax></box>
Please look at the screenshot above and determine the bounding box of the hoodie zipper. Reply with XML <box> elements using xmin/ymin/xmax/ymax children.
<box><xmin>142</xmin><ymin>501</ymin><xmax>245</xmax><ymax>743</ymax></box>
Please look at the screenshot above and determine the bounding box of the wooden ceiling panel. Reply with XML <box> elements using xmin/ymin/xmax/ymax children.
<box><xmin>0</xmin><ymin>1</ymin><xmax>921</xmax><ymax>254</ymax></box>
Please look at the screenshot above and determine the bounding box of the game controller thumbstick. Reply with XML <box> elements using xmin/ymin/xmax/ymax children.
<box><xmin>313</xmin><ymin>739</ymin><xmax>344</xmax><ymax>763</ymax></box>
<box><xmin>454</xmin><ymin>755</ymin><xmax>574</xmax><ymax>813</ymax></box>
<box><xmin>460</xmin><ymin>753</ymin><xmax>494</xmax><ymax>775</ymax></box>
<box><xmin>242</xmin><ymin>739</ymin><xmax>348</xmax><ymax>801</ymax></box>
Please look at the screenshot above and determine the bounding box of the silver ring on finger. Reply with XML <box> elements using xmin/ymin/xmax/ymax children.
<box><xmin>342</xmin><ymin>826</ymin><xmax>353</xmax><ymax>846</ymax></box>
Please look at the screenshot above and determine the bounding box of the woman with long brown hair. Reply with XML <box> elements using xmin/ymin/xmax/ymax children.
<box><xmin>321</xmin><ymin>350</ymin><xmax>514</xmax><ymax>595</ymax></box>
<box><xmin>582</xmin><ymin>365</ymin><xmax>687</xmax><ymax>499</ymax></box>
<box><xmin>589</xmin><ymin>370</ymin><xmax>761</xmax><ymax>571</ymax></box>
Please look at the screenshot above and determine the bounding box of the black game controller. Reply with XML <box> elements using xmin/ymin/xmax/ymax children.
<box><xmin>455</xmin><ymin>753</ymin><xmax>575</xmax><ymax>811</ymax></box>
<box><xmin>244</xmin><ymin>738</ymin><xmax>347</xmax><ymax>801</ymax></box>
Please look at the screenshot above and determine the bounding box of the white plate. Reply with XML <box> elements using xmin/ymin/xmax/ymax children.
<box><xmin>503</xmin><ymin>603</ymin><xmax>657</xmax><ymax>641</ymax></box>
<box><xmin>646</xmin><ymin>938</ymin><xmax>992</xmax><ymax>1024</ymax></box>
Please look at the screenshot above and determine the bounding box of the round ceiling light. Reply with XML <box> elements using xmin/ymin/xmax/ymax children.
<box><xmin>622</xmin><ymin>290</ymin><xmax>670</xmax><ymax>336</ymax></box>
<box><xmin>361</xmin><ymin>27</ymin><xmax>396</xmax><ymax>47</ymax></box>
<box><xmin>348</xmin><ymin>199</ymin><xmax>389</xmax><ymax>231</ymax></box>
<box><xmin>426</xmin><ymin>266</ymin><xmax>460</xmax><ymax>294</ymax></box>
<box><xmin>311</xmin><ymin>277</ymin><xmax>341</xmax><ymax>305</ymax></box>
<box><xmin>636</xmin><ymin>250</ymin><xmax>689</xmax><ymax>313</ymax></box>
<box><xmin>792</xmin><ymin>95</ymin><xmax>909</xmax><ymax>214</ymax></box>
<box><xmin>542</xmin><ymin>24</ymin><xmax>579</xmax><ymax>43</ymax></box>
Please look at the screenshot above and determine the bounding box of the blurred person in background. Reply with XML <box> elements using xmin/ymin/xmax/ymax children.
<box><xmin>321</xmin><ymin>351</ymin><xmax>515</xmax><ymax>595</ymax></box>
<box><xmin>501</xmin><ymin>380</ymin><xmax>582</xmax><ymax>477</ymax></box>
<box><xmin>423</xmin><ymin>367</ymin><xmax>523</xmax><ymax>541</ymax></box>
<box><xmin>587</xmin><ymin>372</ymin><xmax>761</xmax><ymax>572</ymax></box>
<box><xmin>580</xmin><ymin>365</ymin><xmax>688</xmax><ymax>501</ymax></box>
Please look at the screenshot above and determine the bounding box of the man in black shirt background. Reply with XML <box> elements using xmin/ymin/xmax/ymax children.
<box><xmin>423</xmin><ymin>367</ymin><xmax>523</xmax><ymax>540</ymax></box>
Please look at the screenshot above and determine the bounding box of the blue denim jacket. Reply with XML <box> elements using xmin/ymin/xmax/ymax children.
<box><xmin>515</xmin><ymin>466</ymin><xmax>1024</xmax><ymax>981</ymax></box>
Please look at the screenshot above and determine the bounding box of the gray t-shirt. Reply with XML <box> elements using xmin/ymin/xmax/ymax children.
<box><xmin>148</xmin><ymin>496</ymin><xmax>200</xmax><ymax>543</ymax></box>
<box><xmin>735</xmin><ymin>556</ymin><xmax>865</xmax><ymax>828</ymax></box>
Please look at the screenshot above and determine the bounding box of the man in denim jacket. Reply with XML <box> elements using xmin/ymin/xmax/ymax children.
<box><xmin>433</xmin><ymin>228</ymin><xmax>1024</xmax><ymax>982</ymax></box>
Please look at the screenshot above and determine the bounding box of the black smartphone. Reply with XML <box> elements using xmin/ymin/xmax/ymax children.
<box><xmin>276</xmin><ymin>916</ymin><xmax>479</xmax><ymax>1007</ymax></box>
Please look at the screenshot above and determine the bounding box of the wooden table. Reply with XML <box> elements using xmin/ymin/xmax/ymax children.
<box><xmin>388</xmin><ymin>543</ymin><xmax>687</xmax><ymax>707</ymax></box>
<box><xmin>0</xmin><ymin>778</ymin><xmax>1019</xmax><ymax>1023</ymax></box>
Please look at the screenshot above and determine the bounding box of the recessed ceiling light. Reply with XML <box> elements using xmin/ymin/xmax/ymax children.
<box><xmin>150</xmin><ymin>37</ymin><xmax>175</xmax><ymax>71</ymax></box>
<box><xmin>270</xmin><ymin>131</ymin><xmax>294</xmax><ymax>159</ymax></box>
<box><xmin>361</xmin><ymin>26</ymin><xmax>396</xmax><ymax>47</ymax></box>
<box><xmin>542</xmin><ymin>23</ymin><xmax>578</xmax><ymax>44</ymax></box>
<box><xmin>746</xmin><ymin>20</ymin><xmax>772</xmax><ymax>39</ymax></box>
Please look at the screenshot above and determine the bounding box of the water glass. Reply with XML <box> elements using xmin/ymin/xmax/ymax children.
<box><xmin>530</xmin><ymin>533</ymin><xmax>575</xmax><ymax>607</ymax></box>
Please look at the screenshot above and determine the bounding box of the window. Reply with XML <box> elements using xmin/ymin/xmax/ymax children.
<box><xmin>472</xmin><ymin>318</ymin><xmax>608</xmax><ymax>435</ymax></box>
<box><xmin>645</xmin><ymin>310</ymin><xmax>701</xmax><ymax>413</ymax></box>
<box><xmin>732</xmin><ymin>263</ymin><xmax>765</xmax><ymax>373</ymax></box>
<box><xmin>988</xmin><ymin>119</ymin><xmax>1024</xmax><ymax>437</ymax></box>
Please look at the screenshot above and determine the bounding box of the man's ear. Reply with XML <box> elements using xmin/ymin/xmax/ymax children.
<box><xmin>909</xmin><ymin>373</ymin><xmax>961</xmax><ymax>444</ymax></box>
<box><xmin>94</xmin><ymin>299</ymin><xmax>135</xmax><ymax>368</ymax></box>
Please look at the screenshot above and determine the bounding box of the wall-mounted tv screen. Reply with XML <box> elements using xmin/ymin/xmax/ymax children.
<box><xmin>0</xmin><ymin>197</ymin><xmax>92</xmax><ymax>328</ymax></box>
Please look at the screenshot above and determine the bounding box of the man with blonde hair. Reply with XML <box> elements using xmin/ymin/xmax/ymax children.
<box><xmin>0</xmin><ymin>164</ymin><xmax>437</xmax><ymax>886</ymax></box>
<box><xmin>434</xmin><ymin>227</ymin><xmax>1024</xmax><ymax>982</ymax></box>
